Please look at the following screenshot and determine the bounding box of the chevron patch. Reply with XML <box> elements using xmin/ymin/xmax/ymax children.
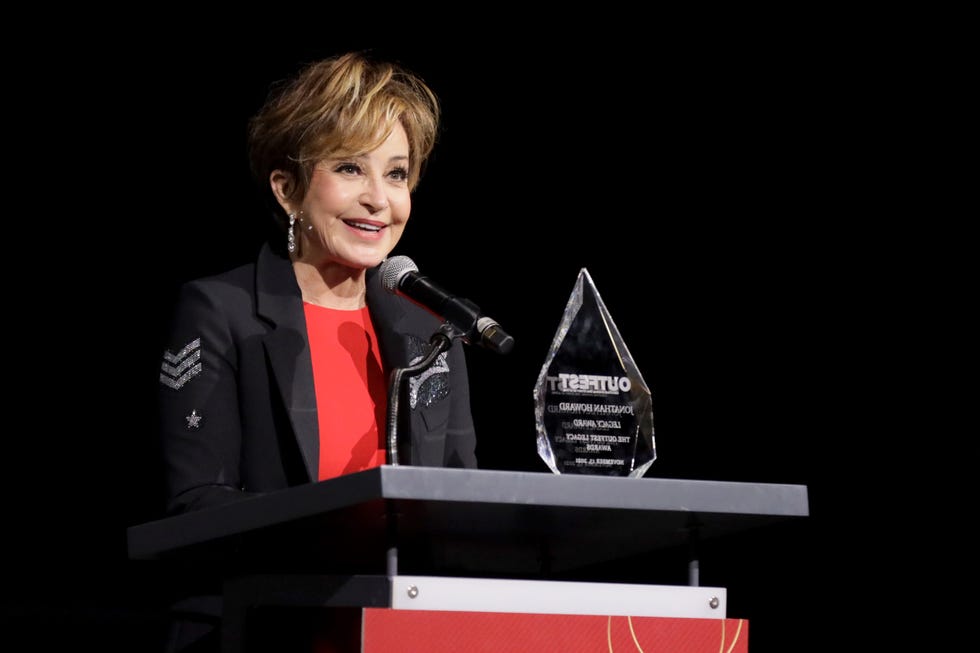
<box><xmin>160</xmin><ymin>337</ymin><xmax>203</xmax><ymax>390</ymax></box>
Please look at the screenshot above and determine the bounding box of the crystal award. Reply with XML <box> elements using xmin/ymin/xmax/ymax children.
<box><xmin>534</xmin><ymin>268</ymin><xmax>655</xmax><ymax>477</ymax></box>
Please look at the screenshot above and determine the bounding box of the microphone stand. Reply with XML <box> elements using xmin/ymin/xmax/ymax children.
<box><xmin>383</xmin><ymin>321</ymin><xmax>462</xmax><ymax>578</ymax></box>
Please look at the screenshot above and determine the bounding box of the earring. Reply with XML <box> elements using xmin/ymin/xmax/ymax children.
<box><xmin>287</xmin><ymin>212</ymin><xmax>296</xmax><ymax>253</ymax></box>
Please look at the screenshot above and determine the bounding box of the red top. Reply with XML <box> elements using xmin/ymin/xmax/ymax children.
<box><xmin>303</xmin><ymin>303</ymin><xmax>387</xmax><ymax>481</ymax></box>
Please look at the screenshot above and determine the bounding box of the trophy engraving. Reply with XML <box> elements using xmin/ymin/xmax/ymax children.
<box><xmin>534</xmin><ymin>269</ymin><xmax>655</xmax><ymax>477</ymax></box>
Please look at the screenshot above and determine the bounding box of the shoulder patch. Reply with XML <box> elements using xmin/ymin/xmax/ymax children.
<box><xmin>160</xmin><ymin>337</ymin><xmax>202</xmax><ymax>390</ymax></box>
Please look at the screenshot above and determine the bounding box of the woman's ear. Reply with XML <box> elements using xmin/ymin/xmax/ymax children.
<box><xmin>270</xmin><ymin>170</ymin><xmax>293</xmax><ymax>210</ymax></box>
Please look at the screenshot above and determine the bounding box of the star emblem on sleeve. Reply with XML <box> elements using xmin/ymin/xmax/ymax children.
<box><xmin>185</xmin><ymin>409</ymin><xmax>203</xmax><ymax>429</ymax></box>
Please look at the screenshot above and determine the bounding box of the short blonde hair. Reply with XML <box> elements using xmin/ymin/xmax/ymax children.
<box><xmin>248</xmin><ymin>51</ymin><xmax>440</xmax><ymax>229</ymax></box>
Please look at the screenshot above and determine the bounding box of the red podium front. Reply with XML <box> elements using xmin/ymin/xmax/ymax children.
<box><xmin>364</xmin><ymin>609</ymin><xmax>748</xmax><ymax>652</ymax></box>
<box><xmin>362</xmin><ymin>575</ymin><xmax>747</xmax><ymax>652</ymax></box>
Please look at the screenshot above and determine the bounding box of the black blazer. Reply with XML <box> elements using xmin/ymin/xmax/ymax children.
<box><xmin>158</xmin><ymin>243</ymin><xmax>477</xmax><ymax>515</ymax></box>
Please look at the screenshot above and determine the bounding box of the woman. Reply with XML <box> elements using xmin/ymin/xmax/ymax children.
<box><xmin>156</xmin><ymin>52</ymin><xmax>478</xmax><ymax>651</ymax></box>
<box><xmin>158</xmin><ymin>52</ymin><xmax>477</xmax><ymax>516</ymax></box>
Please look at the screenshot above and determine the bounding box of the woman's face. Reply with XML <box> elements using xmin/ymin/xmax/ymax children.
<box><xmin>294</xmin><ymin>123</ymin><xmax>412</xmax><ymax>270</ymax></box>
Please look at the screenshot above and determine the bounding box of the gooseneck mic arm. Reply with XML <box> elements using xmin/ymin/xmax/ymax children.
<box><xmin>383</xmin><ymin>323</ymin><xmax>460</xmax><ymax>578</ymax></box>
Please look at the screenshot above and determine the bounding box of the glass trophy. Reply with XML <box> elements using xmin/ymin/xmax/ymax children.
<box><xmin>534</xmin><ymin>268</ymin><xmax>655</xmax><ymax>477</ymax></box>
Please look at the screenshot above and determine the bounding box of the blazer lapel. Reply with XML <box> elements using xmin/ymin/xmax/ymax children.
<box><xmin>366</xmin><ymin>265</ymin><xmax>418</xmax><ymax>371</ymax></box>
<box><xmin>254</xmin><ymin>244</ymin><xmax>319</xmax><ymax>482</ymax></box>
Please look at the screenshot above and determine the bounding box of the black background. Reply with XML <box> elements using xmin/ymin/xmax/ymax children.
<box><xmin>6</xmin><ymin>17</ymin><xmax>905</xmax><ymax>652</ymax></box>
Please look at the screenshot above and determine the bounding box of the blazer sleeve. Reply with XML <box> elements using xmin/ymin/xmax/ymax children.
<box><xmin>158</xmin><ymin>279</ymin><xmax>255</xmax><ymax>514</ymax></box>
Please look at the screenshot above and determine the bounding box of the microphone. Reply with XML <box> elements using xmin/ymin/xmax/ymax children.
<box><xmin>380</xmin><ymin>255</ymin><xmax>514</xmax><ymax>355</ymax></box>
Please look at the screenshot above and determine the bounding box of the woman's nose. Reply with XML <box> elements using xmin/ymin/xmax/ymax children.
<box><xmin>361</xmin><ymin>175</ymin><xmax>390</xmax><ymax>212</ymax></box>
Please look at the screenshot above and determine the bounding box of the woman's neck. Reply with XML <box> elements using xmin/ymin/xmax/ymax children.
<box><xmin>292</xmin><ymin>260</ymin><xmax>367</xmax><ymax>310</ymax></box>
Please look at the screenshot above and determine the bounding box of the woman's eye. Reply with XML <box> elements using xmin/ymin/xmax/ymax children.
<box><xmin>334</xmin><ymin>163</ymin><xmax>361</xmax><ymax>175</ymax></box>
<box><xmin>388</xmin><ymin>167</ymin><xmax>409</xmax><ymax>182</ymax></box>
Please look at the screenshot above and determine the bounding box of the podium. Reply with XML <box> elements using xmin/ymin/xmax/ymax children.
<box><xmin>127</xmin><ymin>466</ymin><xmax>809</xmax><ymax>652</ymax></box>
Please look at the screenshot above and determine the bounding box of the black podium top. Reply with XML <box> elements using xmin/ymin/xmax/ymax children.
<box><xmin>127</xmin><ymin>466</ymin><xmax>809</xmax><ymax>577</ymax></box>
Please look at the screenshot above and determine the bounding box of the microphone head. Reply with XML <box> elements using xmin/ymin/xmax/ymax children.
<box><xmin>380</xmin><ymin>255</ymin><xmax>418</xmax><ymax>293</ymax></box>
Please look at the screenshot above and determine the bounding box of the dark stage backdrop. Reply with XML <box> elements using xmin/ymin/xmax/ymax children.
<box><xmin>9</xmin><ymin>28</ymin><xmax>876</xmax><ymax>652</ymax></box>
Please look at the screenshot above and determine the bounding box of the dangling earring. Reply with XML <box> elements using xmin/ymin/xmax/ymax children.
<box><xmin>287</xmin><ymin>212</ymin><xmax>296</xmax><ymax>253</ymax></box>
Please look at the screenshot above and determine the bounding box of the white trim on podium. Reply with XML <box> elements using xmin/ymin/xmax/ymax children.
<box><xmin>389</xmin><ymin>576</ymin><xmax>727</xmax><ymax>619</ymax></box>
